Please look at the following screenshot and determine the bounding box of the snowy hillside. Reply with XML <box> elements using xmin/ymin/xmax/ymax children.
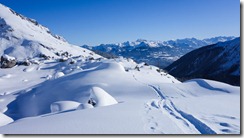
<box><xmin>0</xmin><ymin>4</ymin><xmax>100</xmax><ymax>60</ymax></box>
<box><xmin>82</xmin><ymin>37</ymin><xmax>236</xmax><ymax>68</ymax></box>
<box><xmin>0</xmin><ymin>57</ymin><xmax>240</xmax><ymax>134</ymax></box>
<box><xmin>165</xmin><ymin>38</ymin><xmax>240</xmax><ymax>86</ymax></box>
<box><xmin>0</xmin><ymin>3</ymin><xmax>240</xmax><ymax>134</ymax></box>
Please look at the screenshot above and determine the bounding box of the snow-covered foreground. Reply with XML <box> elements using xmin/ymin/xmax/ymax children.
<box><xmin>0</xmin><ymin>3</ymin><xmax>240</xmax><ymax>134</ymax></box>
<box><xmin>0</xmin><ymin>57</ymin><xmax>240</xmax><ymax>134</ymax></box>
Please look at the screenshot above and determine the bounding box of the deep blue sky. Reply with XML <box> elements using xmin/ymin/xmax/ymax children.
<box><xmin>0</xmin><ymin>0</ymin><xmax>240</xmax><ymax>45</ymax></box>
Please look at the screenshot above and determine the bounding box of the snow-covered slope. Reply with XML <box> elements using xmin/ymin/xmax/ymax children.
<box><xmin>165</xmin><ymin>37</ymin><xmax>240</xmax><ymax>86</ymax></box>
<box><xmin>82</xmin><ymin>37</ymin><xmax>236</xmax><ymax>68</ymax></box>
<box><xmin>0</xmin><ymin>56</ymin><xmax>240</xmax><ymax>134</ymax></box>
<box><xmin>0</xmin><ymin>3</ymin><xmax>240</xmax><ymax>134</ymax></box>
<box><xmin>0</xmin><ymin>4</ymin><xmax>100</xmax><ymax>60</ymax></box>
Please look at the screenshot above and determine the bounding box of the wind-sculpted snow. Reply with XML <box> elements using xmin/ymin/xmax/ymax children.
<box><xmin>0</xmin><ymin>113</ymin><xmax>13</xmax><ymax>127</ymax></box>
<box><xmin>0</xmin><ymin>3</ymin><xmax>240</xmax><ymax>134</ymax></box>
<box><xmin>0</xmin><ymin>57</ymin><xmax>240</xmax><ymax>134</ymax></box>
<box><xmin>132</xmin><ymin>73</ymin><xmax>239</xmax><ymax>134</ymax></box>
<box><xmin>89</xmin><ymin>87</ymin><xmax>118</xmax><ymax>107</ymax></box>
<box><xmin>50</xmin><ymin>101</ymin><xmax>81</xmax><ymax>113</ymax></box>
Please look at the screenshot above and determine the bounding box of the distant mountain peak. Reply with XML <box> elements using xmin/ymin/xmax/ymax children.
<box><xmin>135</xmin><ymin>39</ymin><xmax>147</xmax><ymax>42</ymax></box>
<box><xmin>82</xmin><ymin>36</ymin><xmax>236</xmax><ymax>68</ymax></box>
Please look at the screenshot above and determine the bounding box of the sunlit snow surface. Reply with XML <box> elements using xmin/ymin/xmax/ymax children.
<box><xmin>0</xmin><ymin>57</ymin><xmax>240</xmax><ymax>134</ymax></box>
<box><xmin>0</xmin><ymin>3</ymin><xmax>240</xmax><ymax>134</ymax></box>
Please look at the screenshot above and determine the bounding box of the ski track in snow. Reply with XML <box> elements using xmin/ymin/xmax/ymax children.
<box><xmin>148</xmin><ymin>85</ymin><xmax>217</xmax><ymax>134</ymax></box>
<box><xmin>132</xmin><ymin>73</ymin><xmax>217</xmax><ymax>134</ymax></box>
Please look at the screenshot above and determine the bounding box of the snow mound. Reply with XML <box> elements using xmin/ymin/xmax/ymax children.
<box><xmin>50</xmin><ymin>101</ymin><xmax>81</xmax><ymax>113</ymax></box>
<box><xmin>76</xmin><ymin>103</ymin><xmax>94</xmax><ymax>110</ymax></box>
<box><xmin>97</xmin><ymin>62</ymin><xmax>125</xmax><ymax>72</ymax></box>
<box><xmin>54</xmin><ymin>72</ymin><xmax>65</xmax><ymax>79</ymax></box>
<box><xmin>2</xmin><ymin>54</ymin><xmax>15</xmax><ymax>60</ymax></box>
<box><xmin>0</xmin><ymin>113</ymin><xmax>13</xmax><ymax>127</ymax></box>
<box><xmin>89</xmin><ymin>87</ymin><xmax>118</xmax><ymax>107</ymax></box>
<box><xmin>0</xmin><ymin>74</ymin><xmax>12</xmax><ymax>79</ymax></box>
<box><xmin>23</xmin><ymin>66</ymin><xmax>35</xmax><ymax>72</ymax></box>
<box><xmin>184</xmin><ymin>79</ymin><xmax>239</xmax><ymax>94</ymax></box>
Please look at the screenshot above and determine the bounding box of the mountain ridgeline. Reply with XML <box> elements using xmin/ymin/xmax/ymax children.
<box><xmin>165</xmin><ymin>38</ymin><xmax>240</xmax><ymax>86</ymax></box>
<box><xmin>82</xmin><ymin>37</ymin><xmax>236</xmax><ymax>68</ymax></box>
<box><xmin>0</xmin><ymin>3</ymin><xmax>99</xmax><ymax>63</ymax></box>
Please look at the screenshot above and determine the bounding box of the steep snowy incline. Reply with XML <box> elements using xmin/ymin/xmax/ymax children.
<box><xmin>0</xmin><ymin>4</ymin><xmax>100</xmax><ymax>60</ymax></box>
<box><xmin>165</xmin><ymin>37</ymin><xmax>240</xmax><ymax>86</ymax></box>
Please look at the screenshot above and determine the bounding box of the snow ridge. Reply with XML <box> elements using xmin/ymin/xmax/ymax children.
<box><xmin>0</xmin><ymin>3</ymin><xmax>100</xmax><ymax>60</ymax></box>
<box><xmin>0</xmin><ymin>3</ymin><xmax>240</xmax><ymax>134</ymax></box>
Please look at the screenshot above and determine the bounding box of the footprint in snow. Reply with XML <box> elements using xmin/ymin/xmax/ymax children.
<box><xmin>150</xmin><ymin>101</ymin><xmax>159</xmax><ymax>109</ymax></box>
<box><xmin>221</xmin><ymin>129</ymin><xmax>232</xmax><ymax>133</ymax></box>
<box><xmin>0</xmin><ymin>74</ymin><xmax>12</xmax><ymax>79</ymax></box>
<box><xmin>219</xmin><ymin>122</ymin><xmax>230</xmax><ymax>127</ymax></box>
<box><xmin>22</xmin><ymin>79</ymin><xmax>28</xmax><ymax>82</ymax></box>
<box><xmin>23</xmin><ymin>66</ymin><xmax>36</xmax><ymax>72</ymax></box>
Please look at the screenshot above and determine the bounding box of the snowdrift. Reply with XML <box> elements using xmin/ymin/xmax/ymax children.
<box><xmin>0</xmin><ymin>3</ymin><xmax>240</xmax><ymax>135</ymax></box>
<box><xmin>89</xmin><ymin>87</ymin><xmax>118</xmax><ymax>107</ymax></box>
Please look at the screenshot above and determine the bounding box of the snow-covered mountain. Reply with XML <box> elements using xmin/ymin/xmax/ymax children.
<box><xmin>0</xmin><ymin>3</ymin><xmax>240</xmax><ymax>134</ymax></box>
<box><xmin>82</xmin><ymin>36</ymin><xmax>236</xmax><ymax>68</ymax></box>
<box><xmin>0</xmin><ymin>4</ymin><xmax>100</xmax><ymax>61</ymax></box>
<box><xmin>165</xmin><ymin>37</ymin><xmax>240</xmax><ymax>86</ymax></box>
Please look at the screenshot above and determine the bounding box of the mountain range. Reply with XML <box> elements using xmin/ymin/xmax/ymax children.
<box><xmin>82</xmin><ymin>36</ymin><xmax>236</xmax><ymax>68</ymax></box>
<box><xmin>165</xmin><ymin>37</ymin><xmax>240</xmax><ymax>86</ymax></box>
<box><xmin>0</xmin><ymin>3</ymin><xmax>240</xmax><ymax>134</ymax></box>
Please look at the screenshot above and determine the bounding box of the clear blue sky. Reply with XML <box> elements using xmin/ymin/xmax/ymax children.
<box><xmin>0</xmin><ymin>0</ymin><xmax>240</xmax><ymax>45</ymax></box>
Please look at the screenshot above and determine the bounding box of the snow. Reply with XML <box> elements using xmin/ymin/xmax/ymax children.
<box><xmin>23</xmin><ymin>66</ymin><xmax>36</xmax><ymax>72</ymax></box>
<box><xmin>76</xmin><ymin>103</ymin><xmax>94</xmax><ymax>110</ymax></box>
<box><xmin>89</xmin><ymin>87</ymin><xmax>118</xmax><ymax>107</ymax></box>
<box><xmin>0</xmin><ymin>4</ymin><xmax>101</xmax><ymax>60</ymax></box>
<box><xmin>0</xmin><ymin>3</ymin><xmax>240</xmax><ymax>134</ymax></box>
<box><xmin>50</xmin><ymin>101</ymin><xmax>81</xmax><ymax>113</ymax></box>
<box><xmin>84</xmin><ymin>36</ymin><xmax>235</xmax><ymax>68</ymax></box>
<box><xmin>54</xmin><ymin>72</ymin><xmax>65</xmax><ymax>79</ymax></box>
<box><xmin>0</xmin><ymin>57</ymin><xmax>240</xmax><ymax>134</ymax></box>
<box><xmin>0</xmin><ymin>113</ymin><xmax>13</xmax><ymax>127</ymax></box>
<box><xmin>2</xmin><ymin>54</ymin><xmax>15</xmax><ymax>60</ymax></box>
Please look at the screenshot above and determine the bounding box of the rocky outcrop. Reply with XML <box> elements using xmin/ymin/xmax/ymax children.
<box><xmin>0</xmin><ymin>54</ymin><xmax>17</xmax><ymax>68</ymax></box>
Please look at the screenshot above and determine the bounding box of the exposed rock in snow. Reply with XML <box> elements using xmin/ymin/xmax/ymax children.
<box><xmin>45</xmin><ymin>75</ymin><xmax>52</xmax><ymax>80</ymax></box>
<box><xmin>23</xmin><ymin>66</ymin><xmax>35</xmax><ymax>72</ymax></box>
<box><xmin>29</xmin><ymin>59</ymin><xmax>40</xmax><ymax>65</ymax></box>
<box><xmin>89</xmin><ymin>87</ymin><xmax>118</xmax><ymax>107</ymax></box>
<box><xmin>0</xmin><ymin>3</ymin><xmax>240</xmax><ymax>135</ymax></box>
<box><xmin>0</xmin><ymin>4</ymin><xmax>101</xmax><ymax>60</ymax></box>
<box><xmin>2</xmin><ymin>54</ymin><xmax>16</xmax><ymax>61</ymax></box>
<box><xmin>0</xmin><ymin>54</ymin><xmax>17</xmax><ymax>68</ymax></box>
<box><xmin>67</xmin><ymin>58</ymin><xmax>77</xmax><ymax>64</ymax></box>
<box><xmin>19</xmin><ymin>60</ymin><xmax>31</xmax><ymax>66</ymax></box>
